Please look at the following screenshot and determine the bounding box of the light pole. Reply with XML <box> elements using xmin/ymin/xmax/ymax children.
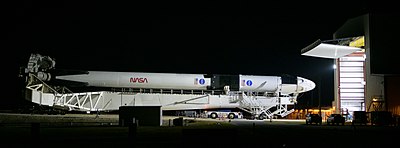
<box><xmin>318</xmin><ymin>74</ymin><xmax>321</xmax><ymax>117</ymax></box>
<box><xmin>318</xmin><ymin>63</ymin><xmax>336</xmax><ymax>117</ymax></box>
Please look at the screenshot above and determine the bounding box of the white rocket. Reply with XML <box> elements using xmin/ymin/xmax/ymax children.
<box><xmin>22</xmin><ymin>53</ymin><xmax>316</xmax><ymax>117</ymax></box>
<box><xmin>23</xmin><ymin>53</ymin><xmax>315</xmax><ymax>95</ymax></box>
<box><xmin>55</xmin><ymin>71</ymin><xmax>315</xmax><ymax>95</ymax></box>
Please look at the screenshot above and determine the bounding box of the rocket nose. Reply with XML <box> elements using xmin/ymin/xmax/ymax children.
<box><xmin>298</xmin><ymin>77</ymin><xmax>316</xmax><ymax>92</ymax></box>
<box><xmin>308</xmin><ymin>79</ymin><xmax>316</xmax><ymax>91</ymax></box>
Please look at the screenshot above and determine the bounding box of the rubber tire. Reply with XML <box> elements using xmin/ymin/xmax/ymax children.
<box><xmin>210</xmin><ymin>113</ymin><xmax>218</xmax><ymax>119</ymax></box>
<box><xmin>228</xmin><ymin>113</ymin><xmax>235</xmax><ymax>119</ymax></box>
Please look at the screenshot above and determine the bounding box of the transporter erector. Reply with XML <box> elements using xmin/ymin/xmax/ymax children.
<box><xmin>21</xmin><ymin>53</ymin><xmax>315</xmax><ymax>119</ymax></box>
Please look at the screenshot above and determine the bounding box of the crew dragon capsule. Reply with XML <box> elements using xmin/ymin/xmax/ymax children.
<box><xmin>55</xmin><ymin>71</ymin><xmax>315</xmax><ymax>94</ymax></box>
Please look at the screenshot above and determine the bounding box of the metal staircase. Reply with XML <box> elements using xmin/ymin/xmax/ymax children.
<box><xmin>231</xmin><ymin>91</ymin><xmax>295</xmax><ymax>119</ymax></box>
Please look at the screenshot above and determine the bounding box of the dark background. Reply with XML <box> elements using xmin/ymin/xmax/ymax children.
<box><xmin>369</xmin><ymin>13</ymin><xmax>400</xmax><ymax>75</ymax></box>
<box><xmin>7</xmin><ymin>1</ymin><xmax>391</xmax><ymax>110</ymax></box>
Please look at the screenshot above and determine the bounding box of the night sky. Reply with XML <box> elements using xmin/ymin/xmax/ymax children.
<box><xmin>7</xmin><ymin>1</ymin><xmax>379</xmax><ymax>109</ymax></box>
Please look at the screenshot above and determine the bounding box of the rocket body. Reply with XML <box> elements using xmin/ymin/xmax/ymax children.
<box><xmin>56</xmin><ymin>71</ymin><xmax>315</xmax><ymax>93</ymax></box>
<box><xmin>57</xmin><ymin>71</ymin><xmax>210</xmax><ymax>90</ymax></box>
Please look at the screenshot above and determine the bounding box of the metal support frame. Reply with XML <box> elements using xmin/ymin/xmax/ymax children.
<box><xmin>54</xmin><ymin>92</ymin><xmax>104</xmax><ymax>111</ymax></box>
<box><xmin>26</xmin><ymin>72</ymin><xmax>296</xmax><ymax>117</ymax></box>
<box><xmin>234</xmin><ymin>91</ymin><xmax>294</xmax><ymax>119</ymax></box>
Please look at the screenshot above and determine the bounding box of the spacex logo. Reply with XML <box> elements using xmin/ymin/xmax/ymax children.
<box><xmin>130</xmin><ymin>77</ymin><xmax>148</xmax><ymax>83</ymax></box>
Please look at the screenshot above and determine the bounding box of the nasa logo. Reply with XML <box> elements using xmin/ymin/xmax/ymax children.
<box><xmin>246</xmin><ymin>80</ymin><xmax>253</xmax><ymax>86</ymax></box>
<box><xmin>199</xmin><ymin>78</ymin><xmax>205</xmax><ymax>85</ymax></box>
<box><xmin>195</xmin><ymin>78</ymin><xmax>205</xmax><ymax>85</ymax></box>
<box><xmin>130</xmin><ymin>77</ymin><xmax>148</xmax><ymax>83</ymax></box>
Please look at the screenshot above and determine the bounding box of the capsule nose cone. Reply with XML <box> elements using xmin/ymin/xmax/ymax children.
<box><xmin>308</xmin><ymin>79</ymin><xmax>316</xmax><ymax>91</ymax></box>
<box><xmin>298</xmin><ymin>77</ymin><xmax>316</xmax><ymax>92</ymax></box>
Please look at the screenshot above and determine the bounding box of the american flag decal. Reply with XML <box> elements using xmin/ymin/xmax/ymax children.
<box><xmin>194</xmin><ymin>78</ymin><xmax>198</xmax><ymax>85</ymax></box>
<box><xmin>241</xmin><ymin>80</ymin><xmax>245</xmax><ymax>86</ymax></box>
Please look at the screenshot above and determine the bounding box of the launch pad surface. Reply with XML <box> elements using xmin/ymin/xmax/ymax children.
<box><xmin>1</xmin><ymin>113</ymin><xmax>399</xmax><ymax>148</ymax></box>
<box><xmin>0</xmin><ymin>113</ymin><xmax>303</xmax><ymax>126</ymax></box>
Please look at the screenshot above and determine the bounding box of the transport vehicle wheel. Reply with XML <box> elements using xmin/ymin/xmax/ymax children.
<box><xmin>228</xmin><ymin>113</ymin><xmax>235</xmax><ymax>119</ymax></box>
<box><xmin>210</xmin><ymin>113</ymin><xmax>218</xmax><ymax>119</ymax></box>
<box><xmin>258</xmin><ymin>113</ymin><xmax>267</xmax><ymax>120</ymax></box>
